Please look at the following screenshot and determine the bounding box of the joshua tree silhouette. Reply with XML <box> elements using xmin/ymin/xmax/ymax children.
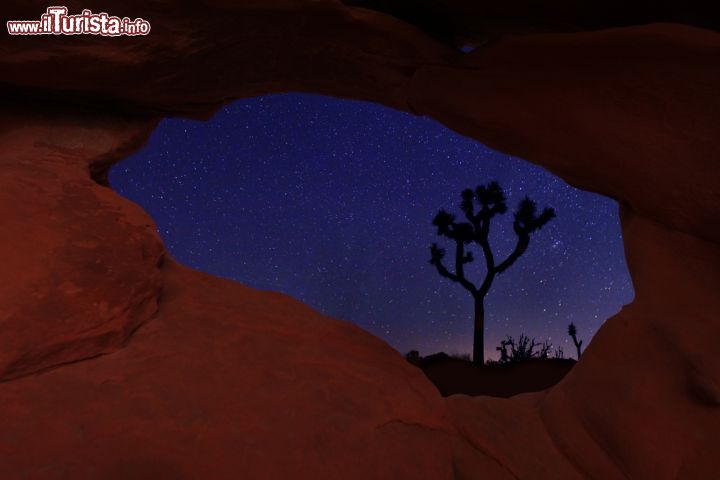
<box><xmin>429</xmin><ymin>181</ymin><xmax>556</xmax><ymax>364</ymax></box>
<box><xmin>568</xmin><ymin>322</ymin><xmax>583</xmax><ymax>359</ymax></box>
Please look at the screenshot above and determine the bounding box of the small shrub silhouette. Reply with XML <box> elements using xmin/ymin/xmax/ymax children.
<box><xmin>490</xmin><ymin>333</ymin><xmax>554</xmax><ymax>365</ymax></box>
<box><xmin>429</xmin><ymin>181</ymin><xmax>556</xmax><ymax>364</ymax></box>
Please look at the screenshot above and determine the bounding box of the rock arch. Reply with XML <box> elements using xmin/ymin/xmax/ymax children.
<box><xmin>0</xmin><ymin>2</ymin><xmax>718</xmax><ymax>478</ymax></box>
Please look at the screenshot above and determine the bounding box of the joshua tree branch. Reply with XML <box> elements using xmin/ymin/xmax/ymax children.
<box><xmin>432</xmin><ymin>259</ymin><xmax>459</xmax><ymax>283</ymax></box>
<box><xmin>478</xmin><ymin>220</ymin><xmax>495</xmax><ymax>270</ymax></box>
<box><xmin>455</xmin><ymin>240</ymin><xmax>478</xmax><ymax>293</ymax></box>
<box><xmin>494</xmin><ymin>234</ymin><xmax>529</xmax><ymax>274</ymax></box>
<box><xmin>455</xmin><ymin>240</ymin><xmax>466</xmax><ymax>280</ymax></box>
<box><xmin>432</xmin><ymin>257</ymin><xmax>477</xmax><ymax>294</ymax></box>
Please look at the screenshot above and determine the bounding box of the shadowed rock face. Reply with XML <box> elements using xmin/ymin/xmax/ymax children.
<box><xmin>0</xmin><ymin>1</ymin><xmax>718</xmax><ymax>478</ymax></box>
<box><xmin>0</xmin><ymin>0</ymin><xmax>458</xmax><ymax>116</ymax></box>
<box><xmin>0</xmin><ymin>106</ymin><xmax>163</xmax><ymax>381</ymax></box>
<box><xmin>343</xmin><ymin>0</ymin><xmax>720</xmax><ymax>43</ymax></box>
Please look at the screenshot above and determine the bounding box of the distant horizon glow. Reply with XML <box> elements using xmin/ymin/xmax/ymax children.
<box><xmin>110</xmin><ymin>93</ymin><xmax>634</xmax><ymax>361</ymax></box>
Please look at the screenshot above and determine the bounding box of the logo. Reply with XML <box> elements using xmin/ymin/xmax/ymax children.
<box><xmin>7</xmin><ymin>6</ymin><xmax>151</xmax><ymax>36</ymax></box>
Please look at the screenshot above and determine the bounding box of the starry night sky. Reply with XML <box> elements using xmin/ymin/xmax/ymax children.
<box><xmin>110</xmin><ymin>93</ymin><xmax>634</xmax><ymax>361</ymax></box>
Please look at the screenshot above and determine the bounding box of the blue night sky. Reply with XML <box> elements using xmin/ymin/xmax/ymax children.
<box><xmin>110</xmin><ymin>93</ymin><xmax>634</xmax><ymax>361</ymax></box>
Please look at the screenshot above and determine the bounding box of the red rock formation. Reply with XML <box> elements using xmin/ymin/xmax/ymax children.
<box><xmin>0</xmin><ymin>107</ymin><xmax>162</xmax><ymax>381</ymax></box>
<box><xmin>0</xmin><ymin>1</ymin><xmax>718</xmax><ymax>478</ymax></box>
<box><xmin>410</xmin><ymin>24</ymin><xmax>720</xmax><ymax>243</ymax></box>
<box><xmin>0</xmin><ymin>0</ymin><xmax>458</xmax><ymax>115</ymax></box>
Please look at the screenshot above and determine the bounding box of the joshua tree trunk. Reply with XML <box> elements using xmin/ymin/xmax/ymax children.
<box><xmin>473</xmin><ymin>296</ymin><xmax>485</xmax><ymax>364</ymax></box>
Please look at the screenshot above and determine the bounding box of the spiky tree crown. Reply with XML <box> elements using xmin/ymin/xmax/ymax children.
<box><xmin>429</xmin><ymin>243</ymin><xmax>445</xmax><ymax>265</ymax></box>
<box><xmin>459</xmin><ymin>181</ymin><xmax>508</xmax><ymax>220</ymax></box>
<box><xmin>433</xmin><ymin>209</ymin><xmax>474</xmax><ymax>243</ymax></box>
<box><xmin>475</xmin><ymin>181</ymin><xmax>507</xmax><ymax>215</ymax></box>
<box><xmin>430</xmin><ymin>182</ymin><xmax>557</xmax><ymax>278</ymax></box>
<box><xmin>432</xmin><ymin>210</ymin><xmax>455</xmax><ymax>236</ymax></box>
<box><xmin>568</xmin><ymin>323</ymin><xmax>577</xmax><ymax>336</ymax></box>
<box><xmin>514</xmin><ymin>197</ymin><xmax>556</xmax><ymax>235</ymax></box>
